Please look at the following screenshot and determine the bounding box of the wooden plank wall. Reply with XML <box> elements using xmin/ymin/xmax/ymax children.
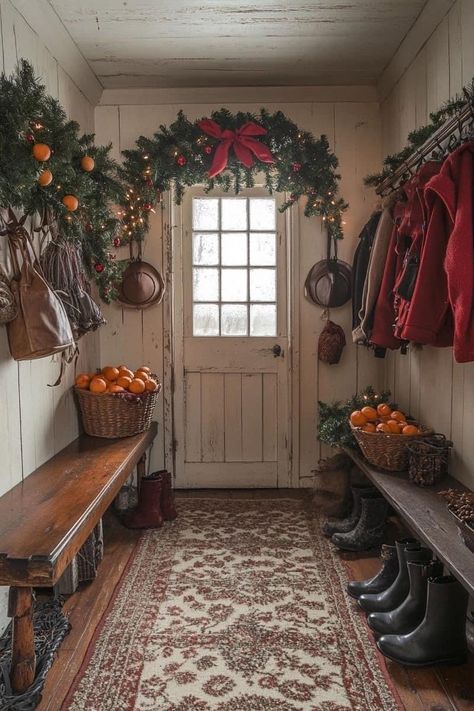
<box><xmin>95</xmin><ymin>96</ymin><xmax>383</xmax><ymax>484</ymax></box>
<box><xmin>0</xmin><ymin>0</ymin><xmax>99</xmax><ymax>631</ymax></box>
<box><xmin>380</xmin><ymin>0</ymin><xmax>474</xmax><ymax>489</ymax></box>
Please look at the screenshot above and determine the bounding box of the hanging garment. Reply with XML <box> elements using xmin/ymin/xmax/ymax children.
<box><xmin>402</xmin><ymin>142</ymin><xmax>474</xmax><ymax>361</ymax></box>
<box><xmin>353</xmin><ymin>206</ymin><xmax>394</xmax><ymax>344</ymax></box>
<box><xmin>351</xmin><ymin>211</ymin><xmax>381</xmax><ymax>337</ymax></box>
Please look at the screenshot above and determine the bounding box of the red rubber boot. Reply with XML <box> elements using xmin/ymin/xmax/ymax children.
<box><xmin>122</xmin><ymin>477</ymin><xmax>164</xmax><ymax>529</ymax></box>
<box><xmin>149</xmin><ymin>470</ymin><xmax>178</xmax><ymax>520</ymax></box>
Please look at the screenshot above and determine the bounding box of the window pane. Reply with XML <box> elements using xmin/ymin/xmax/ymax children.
<box><xmin>250</xmin><ymin>304</ymin><xmax>276</xmax><ymax>336</ymax></box>
<box><xmin>221</xmin><ymin>232</ymin><xmax>247</xmax><ymax>266</ymax></box>
<box><xmin>221</xmin><ymin>198</ymin><xmax>247</xmax><ymax>230</ymax></box>
<box><xmin>250</xmin><ymin>233</ymin><xmax>276</xmax><ymax>266</ymax></box>
<box><xmin>193</xmin><ymin>233</ymin><xmax>219</xmax><ymax>265</ymax></box>
<box><xmin>221</xmin><ymin>268</ymin><xmax>247</xmax><ymax>301</ymax></box>
<box><xmin>193</xmin><ymin>198</ymin><xmax>219</xmax><ymax>230</ymax></box>
<box><xmin>249</xmin><ymin>198</ymin><xmax>276</xmax><ymax>230</ymax></box>
<box><xmin>250</xmin><ymin>268</ymin><xmax>276</xmax><ymax>301</ymax></box>
<box><xmin>194</xmin><ymin>304</ymin><xmax>219</xmax><ymax>336</ymax></box>
<box><xmin>221</xmin><ymin>304</ymin><xmax>248</xmax><ymax>336</ymax></box>
<box><xmin>193</xmin><ymin>267</ymin><xmax>219</xmax><ymax>301</ymax></box>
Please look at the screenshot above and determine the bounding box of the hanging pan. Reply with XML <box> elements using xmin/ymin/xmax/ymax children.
<box><xmin>305</xmin><ymin>231</ymin><xmax>352</xmax><ymax>308</ymax></box>
<box><xmin>118</xmin><ymin>241</ymin><xmax>165</xmax><ymax>309</ymax></box>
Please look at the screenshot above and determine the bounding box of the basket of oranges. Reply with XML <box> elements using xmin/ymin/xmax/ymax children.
<box><xmin>74</xmin><ymin>365</ymin><xmax>161</xmax><ymax>438</ymax></box>
<box><xmin>349</xmin><ymin>403</ymin><xmax>431</xmax><ymax>471</ymax></box>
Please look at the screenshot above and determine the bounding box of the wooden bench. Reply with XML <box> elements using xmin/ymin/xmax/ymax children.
<box><xmin>345</xmin><ymin>448</ymin><xmax>474</xmax><ymax>598</ymax></box>
<box><xmin>0</xmin><ymin>421</ymin><xmax>157</xmax><ymax>694</ymax></box>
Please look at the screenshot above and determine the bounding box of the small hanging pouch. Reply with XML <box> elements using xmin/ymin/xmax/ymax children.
<box><xmin>318</xmin><ymin>319</ymin><xmax>346</xmax><ymax>364</ymax></box>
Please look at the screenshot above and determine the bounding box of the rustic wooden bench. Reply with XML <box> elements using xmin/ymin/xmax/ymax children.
<box><xmin>345</xmin><ymin>448</ymin><xmax>474</xmax><ymax>598</ymax></box>
<box><xmin>0</xmin><ymin>421</ymin><xmax>157</xmax><ymax>694</ymax></box>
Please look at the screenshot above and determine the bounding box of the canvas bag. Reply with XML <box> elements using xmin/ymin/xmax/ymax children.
<box><xmin>6</xmin><ymin>221</ymin><xmax>74</xmax><ymax>361</ymax></box>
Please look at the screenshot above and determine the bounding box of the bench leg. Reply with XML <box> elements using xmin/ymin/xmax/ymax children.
<box><xmin>137</xmin><ymin>451</ymin><xmax>147</xmax><ymax>492</ymax></box>
<box><xmin>8</xmin><ymin>586</ymin><xmax>36</xmax><ymax>694</ymax></box>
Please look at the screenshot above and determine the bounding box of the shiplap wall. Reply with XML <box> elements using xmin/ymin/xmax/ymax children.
<box><xmin>380</xmin><ymin>0</ymin><xmax>474</xmax><ymax>489</ymax></box>
<box><xmin>0</xmin><ymin>0</ymin><xmax>99</xmax><ymax>631</ymax></box>
<box><xmin>95</xmin><ymin>95</ymin><xmax>383</xmax><ymax>484</ymax></box>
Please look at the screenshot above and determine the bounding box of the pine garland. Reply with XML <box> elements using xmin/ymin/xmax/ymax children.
<box><xmin>318</xmin><ymin>386</ymin><xmax>392</xmax><ymax>449</ymax></box>
<box><xmin>0</xmin><ymin>61</ymin><xmax>124</xmax><ymax>302</ymax></box>
<box><xmin>119</xmin><ymin>108</ymin><xmax>348</xmax><ymax>243</ymax></box>
<box><xmin>364</xmin><ymin>82</ymin><xmax>474</xmax><ymax>188</ymax></box>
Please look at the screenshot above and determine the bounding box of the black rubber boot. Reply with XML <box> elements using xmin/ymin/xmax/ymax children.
<box><xmin>331</xmin><ymin>496</ymin><xmax>388</xmax><ymax>552</ymax></box>
<box><xmin>377</xmin><ymin>575</ymin><xmax>468</xmax><ymax>666</ymax></box>
<box><xmin>358</xmin><ymin>539</ymin><xmax>432</xmax><ymax>613</ymax></box>
<box><xmin>346</xmin><ymin>544</ymin><xmax>399</xmax><ymax>599</ymax></box>
<box><xmin>321</xmin><ymin>485</ymin><xmax>376</xmax><ymax>537</ymax></box>
<box><xmin>367</xmin><ymin>559</ymin><xmax>443</xmax><ymax>636</ymax></box>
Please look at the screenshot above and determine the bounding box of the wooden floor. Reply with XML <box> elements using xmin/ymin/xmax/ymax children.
<box><xmin>37</xmin><ymin>489</ymin><xmax>474</xmax><ymax>711</ymax></box>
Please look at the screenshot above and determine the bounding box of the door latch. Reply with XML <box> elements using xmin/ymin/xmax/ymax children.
<box><xmin>271</xmin><ymin>344</ymin><xmax>283</xmax><ymax>358</ymax></box>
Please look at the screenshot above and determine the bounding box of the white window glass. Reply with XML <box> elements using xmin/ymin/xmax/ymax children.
<box><xmin>250</xmin><ymin>268</ymin><xmax>276</xmax><ymax>302</ymax></box>
<box><xmin>193</xmin><ymin>268</ymin><xmax>219</xmax><ymax>301</ymax></box>
<box><xmin>250</xmin><ymin>304</ymin><xmax>277</xmax><ymax>336</ymax></box>
<box><xmin>191</xmin><ymin>197</ymin><xmax>277</xmax><ymax>336</ymax></box>
<box><xmin>221</xmin><ymin>268</ymin><xmax>247</xmax><ymax>301</ymax></box>
<box><xmin>193</xmin><ymin>233</ymin><xmax>219</xmax><ymax>265</ymax></box>
<box><xmin>221</xmin><ymin>304</ymin><xmax>248</xmax><ymax>336</ymax></box>
<box><xmin>221</xmin><ymin>232</ymin><xmax>247</xmax><ymax>266</ymax></box>
<box><xmin>193</xmin><ymin>198</ymin><xmax>219</xmax><ymax>230</ymax></box>
<box><xmin>194</xmin><ymin>304</ymin><xmax>219</xmax><ymax>335</ymax></box>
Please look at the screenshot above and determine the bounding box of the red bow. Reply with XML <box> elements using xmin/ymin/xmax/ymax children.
<box><xmin>198</xmin><ymin>119</ymin><xmax>274</xmax><ymax>178</ymax></box>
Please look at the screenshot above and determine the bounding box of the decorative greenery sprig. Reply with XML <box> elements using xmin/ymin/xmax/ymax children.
<box><xmin>118</xmin><ymin>107</ymin><xmax>348</xmax><ymax>243</ymax></box>
<box><xmin>318</xmin><ymin>386</ymin><xmax>392</xmax><ymax>449</ymax></box>
<box><xmin>365</xmin><ymin>81</ymin><xmax>474</xmax><ymax>188</ymax></box>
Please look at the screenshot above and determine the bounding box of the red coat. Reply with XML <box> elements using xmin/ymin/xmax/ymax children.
<box><xmin>402</xmin><ymin>143</ymin><xmax>474</xmax><ymax>360</ymax></box>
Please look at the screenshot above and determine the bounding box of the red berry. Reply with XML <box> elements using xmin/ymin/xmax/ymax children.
<box><xmin>25</xmin><ymin>133</ymin><xmax>35</xmax><ymax>144</ymax></box>
<box><xmin>95</xmin><ymin>263</ymin><xmax>105</xmax><ymax>273</ymax></box>
<box><xmin>113</xmin><ymin>237</ymin><xmax>121</xmax><ymax>247</ymax></box>
<box><xmin>204</xmin><ymin>145</ymin><xmax>212</xmax><ymax>155</ymax></box>
<box><xmin>176</xmin><ymin>155</ymin><xmax>186</xmax><ymax>166</ymax></box>
<box><xmin>291</xmin><ymin>162</ymin><xmax>302</xmax><ymax>173</ymax></box>
<box><xmin>143</xmin><ymin>202</ymin><xmax>152</xmax><ymax>211</ymax></box>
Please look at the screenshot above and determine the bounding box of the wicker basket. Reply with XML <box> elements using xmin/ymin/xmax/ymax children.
<box><xmin>75</xmin><ymin>385</ymin><xmax>160</xmax><ymax>438</ymax></box>
<box><xmin>351</xmin><ymin>422</ymin><xmax>432</xmax><ymax>472</ymax></box>
<box><xmin>448</xmin><ymin>507</ymin><xmax>474</xmax><ymax>553</ymax></box>
<box><xmin>407</xmin><ymin>434</ymin><xmax>452</xmax><ymax>486</ymax></box>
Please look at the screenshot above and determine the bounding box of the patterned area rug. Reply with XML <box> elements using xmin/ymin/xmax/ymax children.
<box><xmin>63</xmin><ymin>497</ymin><xmax>402</xmax><ymax>711</ymax></box>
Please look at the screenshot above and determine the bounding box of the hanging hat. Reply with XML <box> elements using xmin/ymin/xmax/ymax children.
<box><xmin>118</xmin><ymin>259</ymin><xmax>165</xmax><ymax>309</ymax></box>
<box><xmin>305</xmin><ymin>257</ymin><xmax>352</xmax><ymax>308</ymax></box>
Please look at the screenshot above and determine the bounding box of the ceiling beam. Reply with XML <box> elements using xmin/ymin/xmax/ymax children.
<box><xmin>377</xmin><ymin>0</ymin><xmax>455</xmax><ymax>102</ymax></box>
<box><xmin>9</xmin><ymin>0</ymin><xmax>102</xmax><ymax>105</ymax></box>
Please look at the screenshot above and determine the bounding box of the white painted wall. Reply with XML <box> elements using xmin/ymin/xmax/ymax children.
<box><xmin>379</xmin><ymin>0</ymin><xmax>474</xmax><ymax>489</ymax></box>
<box><xmin>95</xmin><ymin>91</ymin><xmax>384</xmax><ymax>484</ymax></box>
<box><xmin>0</xmin><ymin>0</ymin><xmax>99</xmax><ymax>632</ymax></box>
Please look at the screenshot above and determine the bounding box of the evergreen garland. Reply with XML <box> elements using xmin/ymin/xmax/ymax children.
<box><xmin>365</xmin><ymin>81</ymin><xmax>474</xmax><ymax>188</ymax></box>
<box><xmin>318</xmin><ymin>386</ymin><xmax>392</xmax><ymax>449</ymax></box>
<box><xmin>0</xmin><ymin>61</ymin><xmax>124</xmax><ymax>302</ymax></box>
<box><xmin>119</xmin><ymin>108</ymin><xmax>348</xmax><ymax>243</ymax></box>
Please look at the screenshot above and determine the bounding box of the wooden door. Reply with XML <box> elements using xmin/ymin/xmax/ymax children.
<box><xmin>174</xmin><ymin>188</ymin><xmax>291</xmax><ymax>488</ymax></box>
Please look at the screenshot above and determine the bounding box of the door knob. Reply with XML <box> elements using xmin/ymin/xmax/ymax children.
<box><xmin>271</xmin><ymin>344</ymin><xmax>283</xmax><ymax>357</ymax></box>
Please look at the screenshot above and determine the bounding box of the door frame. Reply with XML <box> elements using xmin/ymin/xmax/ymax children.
<box><xmin>162</xmin><ymin>184</ymin><xmax>301</xmax><ymax>488</ymax></box>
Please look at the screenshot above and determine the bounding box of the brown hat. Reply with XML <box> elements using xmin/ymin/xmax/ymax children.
<box><xmin>118</xmin><ymin>259</ymin><xmax>165</xmax><ymax>309</ymax></box>
<box><xmin>304</xmin><ymin>257</ymin><xmax>352</xmax><ymax>308</ymax></box>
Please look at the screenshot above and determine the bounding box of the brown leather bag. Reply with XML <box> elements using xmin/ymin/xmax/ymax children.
<box><xmin>6</xmin><ymin>225</ymin><xmax>74</xmax><ymax>361</ymax></box>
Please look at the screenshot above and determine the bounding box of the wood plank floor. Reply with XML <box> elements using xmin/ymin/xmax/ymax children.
<box><xmin>37</xmin><ymin>489</ymin><xmax>474</xmax><ymax>710</ymax></box>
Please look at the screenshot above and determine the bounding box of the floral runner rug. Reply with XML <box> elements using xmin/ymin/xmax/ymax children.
<box><xmin>63</xmin><ymin>496</ymin><xmax>402</xmax><ymax>711</ymax></box>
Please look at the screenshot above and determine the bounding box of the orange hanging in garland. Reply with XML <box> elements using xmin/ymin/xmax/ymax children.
<box><xmin>62</xmin><ymin>194</ymin><xmax>79</xmax><ymax>211</ymax></box>
<box><xmin>32</xmin><ymin>143</ymin><xmax>51</xmax><ymax>161</ymax></box>
<box><xmin>81</xmin><ymin>155</ymin><xmax>95</xmax><ymax>172</ymax></box>
<box><xmin>38</xmin><ymin>169</ymin><xmax>53</xmax><ymax>186</ymax></box>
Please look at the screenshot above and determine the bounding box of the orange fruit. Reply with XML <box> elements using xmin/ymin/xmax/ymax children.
<box><xmin>350</xmin><ymin>410</ymin><xmax>367</xmax><ymax>427</ymax></box>
<box><xmin>89</xmin><ymin>377</ymin><xmax>107</xmax><ymax>394</ymax></box>
<box><xmin>137</xmin><ymin>366</ymin><xmax>151</xmax><ymax>374</ymax></box>
<box><xmin>38</xmin><ymin>169</ymin><xmax>53</xmax><ymax>186</ymax></box>
<box><xmin>118</xmin><ymin>367</ymin><xmax>134</xmax><ymax>379</ymax></box>
<box><xmin>75</xmin><ymin>373</ymin><xmax>91</xmax><ymax>389</ymax></box>
<box><xmin>361</xmin><ymin>422</ymin><xmax>376</xmax><ymax>433</ymax></box>
<box><xmin>376</xmin><ymin>422</ymin><xmax>391</xmax><ymax>433</ymax></box>
<box><xmin>117</xmin><ymin>375</ymin><xmax>132</xmax><ymax>389</ymax></box>
<box><xmin>108</xmin><ymin>384</ymin><xmax>125</xmax><ymax>393</ymax></box>
<box><xmin>32</xmin><ymin>143</ymin><xmax>51</xmax><ymax>161</ymax></box>
<box><xmin>386</xmin><ymin>419</ymin><xmax>402</xmax><ymax>433</ymax></box>
<box><xmin>145</xmin><ymin>378</ymin><xmax>159</xmax><ymax>392</ymax></box>
<box><xmin>361</xmin><ymin>406</ymin><xmax>377</xmax><ymax>422</ymax></box>
<box><xmin>102</xmin><ymin>366</ymin><xmax>120</xmax><ymax>382</ymax></box>
<box><xmin>402</xmin><ymin>424</ymin><xmax>420</xmax><ymax>436</ymax></box>
<box><xmin>81</xmin><ymin>155</ymin><xmax>95</xmax><ymax>172</ymax></box>
<box><xmin>377</xmin><ymin>403</ymin><xmax>392</xmax><ymax>418</ymax></box>
<box><xmin>390</xmin><ymin>410</ymin><xmax>407</xmax><ymax>423</ymax></box>
<box><xmin>134</xmin><ymin>370</ymin><xmax>149</xmax><ymax>383</ymax></box>
<box><xmin>62</xmin><ymin>194</ymin><xmax>79</xmax><ymax>211</ymax></box>
<box><xmin>129</xmin><ymin>378</ymin><xmax>146</xmax><ymax>394</ymax></box>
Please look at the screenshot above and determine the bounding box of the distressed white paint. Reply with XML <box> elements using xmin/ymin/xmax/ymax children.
<box><xmin>50</xmin><ymin>0</ymin><xmax>425</xmax><ymax>89</ymax></box>
<box><xmin>0</xmin><ymin>0</ymin><xmax>98</xmax><ymax>632</ymax></box>
<box><xmin>380</xmin><ymin>0</ymin><xmax>474</xmax><ymax>489</ymax></box>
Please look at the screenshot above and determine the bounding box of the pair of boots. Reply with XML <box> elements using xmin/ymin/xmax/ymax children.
<box><xmin>123</xmin><ymin>470</ymin><xmax>177</xmax><ymax>529</ymax></box>
<box><xmin>347</xmin><ymin>538</ymin><xmax>468</xmax><ymax>666</ymax></box>
<box><xmin>322</xmin><ymin>485</ymin><xmax>388</xmax><ymax>551</ymax></box>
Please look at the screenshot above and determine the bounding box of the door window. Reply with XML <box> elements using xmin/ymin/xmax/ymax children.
<box><xmin>192</xmin><ymin>197</ymin><xmax>277</xmax><ymax>336</ymax></box>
